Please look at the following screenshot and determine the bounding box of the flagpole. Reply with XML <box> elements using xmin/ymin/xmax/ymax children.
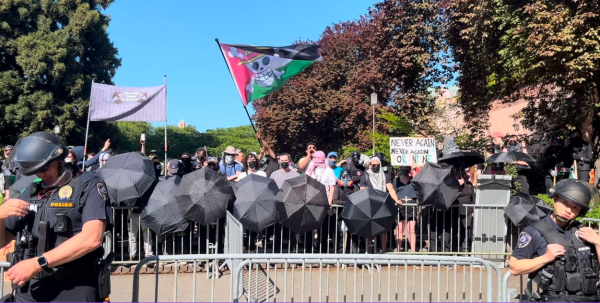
<box><xmin>215</xmin><ymin>38</ymin><xmax>262</xmax><ymax>147</ymax></box>
<box><xmin>164</xmin><ymin>75</ymin><xmax>168</xmax><ymax>168</ymax></box>
<box><xmin>82</xmin><ymin>81</ymin><xmax>94</xmax><ymax>172</ymax></box>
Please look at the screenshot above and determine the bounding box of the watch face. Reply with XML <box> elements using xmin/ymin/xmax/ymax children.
<box><xmin>37</xmin><ymin>256</ymin><xmax>47</xmax><ymax>267</ymax></box>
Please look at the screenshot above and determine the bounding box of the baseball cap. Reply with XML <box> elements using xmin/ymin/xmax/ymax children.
<box><xmin>168</xmin><ymin>159</ymin><xmax>182</xmax><ymax>175</ymax></box>
<box><xmin>207</xmin><ymin>157</ymin><xmax>218</xmax><ymax>163</ymax></box>
<box><xmin>327</xmin><ymin>152</ymin><xmax>338</xmax><ymax>158</ymax></box>
<box><xmin>3</xmin><ymin>145</ymin><xmax>13</xmax><ymax>151</ymax></box>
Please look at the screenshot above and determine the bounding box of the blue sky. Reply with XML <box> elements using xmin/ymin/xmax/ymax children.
<box><xmin>104</xmin><ymin>0</ymin><xmax>379</xmax><ymax>132</ymax></box>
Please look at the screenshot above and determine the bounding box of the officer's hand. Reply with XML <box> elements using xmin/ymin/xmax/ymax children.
<box><xmin>543</xmin><ymin>244</ymin><xmax>565</xmax><ymax>263</ymax></box>
<box><xmin>0</xmin><ymin>199</ymin><xmax>29</xmax><ymax>220</ymax></box>
<box><xmin>7</xmin><ymin>258</ymin><xmax>42</xmax><ymax>287</ymax></box>
<box><xmin>577</xmin><ymin>227</ymin><xmax>600</xmax><ymax>246</ymax></box>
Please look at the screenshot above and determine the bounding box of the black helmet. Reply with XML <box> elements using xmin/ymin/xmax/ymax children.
<box><xmin>553</xmin><ymin>179</ymin><xmax>593</xmax><ymax>216</ymax></box>
<box><xmin>7</xmin><ymin>131</ymin><xmax>68</xmax><ymax>176</ymax></box>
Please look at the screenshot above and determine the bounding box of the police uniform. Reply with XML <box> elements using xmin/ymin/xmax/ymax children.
<box><xmin>5</xmin><ymin>172</ymin><xmax>113</xmax><ymax>302</ymax></box>
<box><xmin>512</xmin><ymin>215</ymin><xmax>599</xmax><ymax>302</ymax></box>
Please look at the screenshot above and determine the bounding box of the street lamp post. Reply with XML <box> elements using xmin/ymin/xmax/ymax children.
<box><xmin>54</xmin><ymin>125</ymin><xmax>60</xmax><ymax>134</ymax></box>
<box><xmin>370</xmin><ymin>92</ymin><xmax>378</xmax><ymax>156</ymax></box>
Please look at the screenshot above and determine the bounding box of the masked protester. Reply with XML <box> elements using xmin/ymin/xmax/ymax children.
<box><xmin>220</xmin><ymin>146</ymin><xmax>244</xmax><ymax>182</ymax></box>
<box><xmin>340</xmin><ymin>151</ymin><xmax>369</xmax><ymax>186</ymax></box>
<box><xmin>207</xmin><ymin>157</ymin><xmax>220</xmax><ymax>172</ymax></box>
<box><xmin>332</xmin><ymin>169</ymin><xmax>360</xmax><ymax>253</ymax></box>
<box><xmin>270</xmin><ymin>153</ymin><xmax>300</xmax><ymax>189</ymax></box>
<box><xmin>327</xmin><ymin>152</ymin><xmax>343</xmax><ymax>179</ymax></box>
<box><xmin>64</xmin><ymin>150</ymin><xmax>82</xmax><ymax>177</ymax></box>
<box><xmin>306</xmin><ymin>151</ymin><xmax>336</xmax><ymax>252</ymax></box>
<box><xmin>180</xmin><ymin>153</ymin><xmax>193</xmax><ymax>175</ymax></box>
<box><xmin>510</xmin><ymin>180</ymin><xmax>600</xmax><ymax>302</ymax></box>
<box><xmin>237</xmin><ymin>153</ymin><xmax>267</xmax><ymax>181</ymax></box>
<box><xmin>195</xmin><ymin>148</ymin><xmax>207</xmax><ymax>164</ymax></box>
<box><xmin>564</xmin><ymin>129</ymin><xmax>594</xmax><ymax>183</ymax></box>
<box><xmin>393</xmin><ymin>166</ymin><xmax>417</xmax><ymax>252</ymax></box>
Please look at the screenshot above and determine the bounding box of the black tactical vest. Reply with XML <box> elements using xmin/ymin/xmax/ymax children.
<box><xmin>25</xmin><ymin>172</ymin><xmax>100</xmax><ymax>266</ymax></box>
<box><xmin>532</xmin><ymin>219</ymin><xmax>600</xmax><ymax>296</ymax></box>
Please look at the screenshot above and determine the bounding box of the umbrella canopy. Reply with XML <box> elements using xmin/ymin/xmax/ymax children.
<box><xmin>411</xmin><ymin>162</ymin><xmax>461</xmax><ymax>210</ymax></box>
<box><xmin>141</xmin><ymin>176</ymin><xmax>189</xmax><ymax>235</ymax></box>
<box><xmin>174</xmin><ymin>167</ymin><xmax>234</xmax><ymax>225</ymax></box>
<box><xmin>232</xmin><ymin>174</ymin><xmax>279</xmax><ymax>232</ymax></box>
<box><xmin>504</xmin><ymin>193</ymin><xmax>553</xmax><ymax>227</ymax></box>
<box><xmin>438</xmin><ymin>152</ymin><xmax>485</xmax><ymax>168</ymax></box>
<box><xmin>8</xmin><ymin>174</ymin><xmax>39</xmax><ymax>198</ymax></box>
<box><xmin>97</xmin><ymin>152</ymin><xmax>156</xmax><ymax>204</ymax></box>
<box><xmin>340</xmin><ymin>188</ymin><xmax>398</xmax><ymax>238</ymax></box>
<box><xmin>486</xmin><ymin>152</ymin><xmax>536</xmax><ymax>163</ymax></box>
<box><xmin>275</xmin><ymin>175</ymin><xmax>329</xmax><ymax>234</ymax></box>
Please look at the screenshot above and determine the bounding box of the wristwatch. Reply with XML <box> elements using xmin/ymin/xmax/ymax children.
<box><xmin>36</xmin><ymin>255</ymin><xmax>50</xmax><ymax>271</ymax></box>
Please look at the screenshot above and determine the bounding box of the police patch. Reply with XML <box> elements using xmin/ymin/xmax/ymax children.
<box><xmin>517</xmin><ymin>232</ymin><xmax>532</xmax><ymax>248</ymax></box>
<box><xmin>97</xmin><ymin>183</ymin><xmax>108</xmax><ymax>200</ymax></box>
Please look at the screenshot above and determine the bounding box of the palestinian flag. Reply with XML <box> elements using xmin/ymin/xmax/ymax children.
<box><xmin>219</xmin><ymin>43</ymin><xmax>321</xmax><ymax>106</ymax></box>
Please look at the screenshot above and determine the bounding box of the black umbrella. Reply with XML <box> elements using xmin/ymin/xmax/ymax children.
<box><xmin>438</xmin><ymin>152</ymin><xmax>485</xmax><ymax>168</ymax></box>
<box><xmin>97</xmin><ymin>152</ymin><xmax>156</xmax><ymax>204</ymax></box>
<box><xmin>174</xmin><ymin>167</ymin><xmax>234</xmax><ymax>225</ymax></box>
<box><xmin>411</xmin><ymin>162</ymin><xmax>461</xmax><ymax>210</ymax></box>
<box><xmin>141</xmin><ymin>176</ymin><xmax>189</xmax><ymax>235</ymax></box>
<box><xmin>232</xmin><ymin>174</ymin><xmax>279</xmax><ymax>232</ymax></box>
<box><xmin>275</xmin><ymin>175</ymin><xmax>329</xmax><ymax>234</ymax></box>
<box><xmin>486</xmin><ymin>152</ymin><xmax>536</xmax><ymax>163</ymax></box>
<box><xmin>340</xmin><ymin>188</ymin><xmax>398</xmax><ymax>238</ymax></box>
<box><xmin>504</xmin><ymin>193</ymin><xmax>553</xmax><ymax>227</ymax></box>
<box><xmin>8</xmin><ymin>174</ymin><xmax>38</xmax><ymax>198</ymax></box>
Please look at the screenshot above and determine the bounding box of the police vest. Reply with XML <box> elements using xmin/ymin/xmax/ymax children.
<box><xmin>531</xmin><ymin>219</ymin><xmax>599</xmax><ymax>296</ymax></box>
<box><xmin>27</xmin><ymin>172</ymin><xmax>101</xmax><ymax>266</ymax></box>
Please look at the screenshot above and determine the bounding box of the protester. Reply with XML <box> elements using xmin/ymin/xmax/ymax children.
<box><xmin>332</xmin><ymin>169</ymin><xmax>360</xmax><ymax>253</ymax></box>
<box><xmin>236</xmin><ymin>149</ymin><xmax>244</xmax><ymax>163</ymax></box>
<box><xmin>65</xmin><ymin>149</ymin><xmax>82</xmax><ymax>177</ymax></box>
<box><xmin>195</xmin><ymin>147</ymin><xmax>207</xmax><ymax>165</ymax></box>
<box><xmin>270</xmin><ymin>153</ymin><xmax>300</xmax><ymax>189</ymax></box>
<box><xmin>297</xmin><ymin>142</ymin><xmax>317</xmax><ymax>174</ymax></box>
<box><xmin>220</xmin><ymin>146</ymin><xmax>244</xmax><ymax>181</ymax></box>
<box><xmin>237</xmin><ymin>153</ymin><xmax>266</xmax><ymax>181</ymax></box>
<box><xmin>340</xmin><ymin>150</ymin><xmax>369</xmax><ymax>186</ymax></box>
<box><xmin>457</xmin><ymin>168</ymin><xmax>475</xmax><ymax>252</ymax></box>
<box><xmin>1</xmin><ymin>131</ymin><xmax>112</xmax><ymax>302</ymax></box>
<box><xmin>152</xmin><ymin>156</ymin><xmax>162</xmax><ymax>178</ymax></box>
<box><xmin>504</xmin><ymin>135</ymin><xmax>531</xmax><ymax>194</ymax></box>
<box><xmin>207</xmin><ymin>157</ymin><xmax>220</xmax><ymax>172</ymax></box>
<box><xmin>393</xmin><ymin>166</ymin><xmax>417</xmax><ymax>253</ymax></box>
<box><xmin>166</xmin><ymin>159</ymin><xmax>184</xmax><ymax>178</ymax></box>
<box><xmin>1</xmin><ymin>145</ymin><xmax>15</xmax><ymax>198</ymax></box>
<box><xmin>565</xmin><ymin>129</ymin><xmax>593</xmax><ymax>182</ymax></box>
<box><xmin>180</xmin><ymin>152</ymin><xmax>193</xmax><ymax>175</ymax></box>
<box><xmin>543</xmin><ymin>138</ymin><xmax>565</xmax><ymax>193</ymax></box>
<box><xmin>257</xmin><ymin>134</ymin><xmax>280</xmax><ymax>177</ymax></box>
<box><xmin>327</xmin><ymin>152</ymin><xmax>343</xmax><ymax>179</ymax></box>
<box><xmin>491</xmin><ymin>131</ymin><xmax>505</xmax><ymax>153</ymax></box>
<box><xmin>376</xmin><ymin>152</ymin><xmax>394</xmax><ymax>180</ymax></box>
<box><xmin>85</xmin><ymin>152</ymin><xmax>99</xmax><ymax>171</ymax></box>
<box><xmin>98</xmin><ymin>152</ymin><xmax>111</xmax><ymax>169</ymax></box>
<box><xmin>360</xmin><ymin>157</ymin><xmax>401</xmax><ymax>253</ymax></box>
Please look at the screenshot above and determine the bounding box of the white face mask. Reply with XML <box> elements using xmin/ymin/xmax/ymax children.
<box><xmin>225</xmin><ymin>155</ymin><xmax>234</xmax><ymax>165</ymax></box>
<box><xmin>65</xmin><ymin>157</ymin><xmax>72</xmax><ymax>163</ymax></box>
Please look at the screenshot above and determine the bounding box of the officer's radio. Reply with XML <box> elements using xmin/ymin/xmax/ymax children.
<box><xmin>54</xmin><ymin>213</ymin><xmax>68</xmax><ymax>233</ymax></box>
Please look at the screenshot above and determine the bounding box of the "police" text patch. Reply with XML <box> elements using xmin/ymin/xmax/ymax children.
<box><xmin>50</xmin><ymin>202</ymin><xmax>74</xmax><ymax>208</ymax></box>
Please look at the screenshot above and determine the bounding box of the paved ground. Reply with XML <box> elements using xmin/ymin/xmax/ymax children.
<box><xmin>2</xmin><ymin>264</ymin><xmax>525</xmax><ymax>302</ymax></box>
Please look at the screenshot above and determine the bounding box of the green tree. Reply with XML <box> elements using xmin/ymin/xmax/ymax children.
<box><xmin>205</xmin><ymin>125</ymin><xmax>261</xmax><ymax>157</ymax></box>
<box><xmin>0</xmin><ymin>0</ymin><xmax>120</xmax><ymax>146</ymax></box>
<box><xmin>371</xmin><ymin>110</ymin><xmax>413</xmax><ymax>160</ymax></box>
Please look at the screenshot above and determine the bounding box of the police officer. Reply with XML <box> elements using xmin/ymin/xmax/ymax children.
<box><xmin>509</xmin><ymin>179</ymin><xmax>600</xmax><ymax>302</ymax></box>
<box><xmin>0</xmin><ymin>131</ymin><xmax>112</xmax><ymax>302</ymax></box>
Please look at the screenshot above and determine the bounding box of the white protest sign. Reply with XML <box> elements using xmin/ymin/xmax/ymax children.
<box><xmin>389</xmin><ymin>137</ymin><xmax>437</xmax><ymax>166</ymax></box>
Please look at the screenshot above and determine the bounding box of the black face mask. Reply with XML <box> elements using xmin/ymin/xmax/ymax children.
<box><xmin>486</xmin><ymin>147</ymin><xmax>495</xmax><ymax>153</ymax></box>
<box><xmin>208</xmin><ymin>163</ymin><xmax>219</xmax><ymax>171</ymax></box>
<box><xmin>371</xmin><ymin>165</ymin><xmax>380</xmax><ymax>173</ymax></box>
<box><xmin>182</xmin><ymin>158</ymin><xmax>191</xmax><ymax>163</ymax></box>
<box><xmin>248</xmin><ymin>161</ymin><xmax>257</xmax><ymax>170</ymax></box>
<box><xmin>508</xmin><ymin>141</ymin><xmax>518</xmax><ymax>147</ymax></box>
<box><xmin>280</xmin><ymin>162</ymin><xmax>290</xmax><ymax>169</ymax></box>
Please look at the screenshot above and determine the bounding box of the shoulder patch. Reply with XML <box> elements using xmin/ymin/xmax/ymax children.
<box><xmin>518</xmin><ymin>232</ymin><xmax>532</xmax><ymax>248</ymax></box>
<box><xmin>97</xmin><ymin>183</ymin><xmax>109</xmax><ymax>201</ymax></box>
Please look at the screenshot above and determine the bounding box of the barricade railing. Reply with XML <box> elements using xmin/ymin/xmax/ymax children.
<box><xmin>580</xmin><ymin>218</ymin><xmax>600</xmax><ymax>231</ymax></box>
<box><xmin>131</xmin><ymin>254</ymin><xmax>503</xmax><ymax>302</ymax></box>
<box><xmin>502</xmin><ymin>271</ymin><xmax>534</xmax><ymax>302</ymax></box>
<box><xmin>0</xmin><ymin>261</ymin><xmax>10</xmax><ymax>297</ymax></box>
<box><xmin>112</xmin><ymin>203</ymin><xmax>520</xmax><ymax>265</ymax></box>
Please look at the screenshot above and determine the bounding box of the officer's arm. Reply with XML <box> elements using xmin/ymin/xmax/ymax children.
<box><xmin>42</xmin><ymin>219</ymin><xmax>106</xmax><ymax>269</ymax></box>
<box><xmin>509</xmin><ymin>255</ymin><xmax>551</xmax><ymax>276</ymax></box>
<box><xmin>509</xmin><ymin>230</ymin><xmax>551</xmax><ymax>276</ymax></box>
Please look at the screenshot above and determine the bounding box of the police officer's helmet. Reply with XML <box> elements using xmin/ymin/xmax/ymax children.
<box><xmin>552</xmin><ymin>179</ymin><xmax>597</xmax><ymax>216</ymax></box>
<box><xmin>7</xmin><ymin>131</ymin><xmax>68</xmax><ymax>176</ymax></box>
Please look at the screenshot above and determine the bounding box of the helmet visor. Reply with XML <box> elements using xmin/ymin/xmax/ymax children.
<box><xmin>7</xmin><ymin>136</ymin><xmax>65</xmax><ymax>174</ymax></box>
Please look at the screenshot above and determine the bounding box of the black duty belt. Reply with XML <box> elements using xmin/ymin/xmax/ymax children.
<box><xmin>34</xmin><ymin>266</ymin><xmax>95</xmax><ymax>281</ymax></box>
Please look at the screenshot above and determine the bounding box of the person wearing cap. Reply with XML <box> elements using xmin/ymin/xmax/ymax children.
<box><xmin>491</xmin><ymin>131</ymin><xmax>505</xmax><ymax>153</ymax></box>
<box><xmin>327</xmin><ymin>152</ymin><xmax>343</xmax><ymax>179</ymax></box>
<box><xmin>206</xmin><ymin>157</ymin><xmax>220</xmax><ymax>172</ymax></box>
<box><xmin>510</xmin><ymin>179</ymin><xmax>600</xmax><ymax>302</ymax></box>
<box><xmin>0</xmin><ymin>131</ymin><xmax>113</xmax><ymax>302</ymax></box>
<box><xmin>220</xmin><ymin>146</ymin><xmax>244</xmax><ymax>181</ymax></box>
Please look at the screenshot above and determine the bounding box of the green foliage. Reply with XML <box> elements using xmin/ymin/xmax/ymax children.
<box><xmin>0</xmin><ymin>0</ymin><xmax>120</xmax><ymax>146</ymax></box>
<box><xmin>372</xmin><ymin>110</ymin><xmax>413</xmax><ymax>161</ymax></box>
<box><xmin>204</xmin><ymin>125</ymin><xmax>261</xmax><ymax>156</ymax></box>
<box><xmin>504</xmin><ymin>163</ymin><xmax>521</xmax><ymax>196</ymax></box>
<box><xmin>536</xmin><ymin>194</ymin><xmax>554</xmax><ymax>209</ymax></box>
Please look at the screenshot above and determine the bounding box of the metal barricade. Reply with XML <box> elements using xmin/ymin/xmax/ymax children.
<box><xmin>131</xmin><ymin>254</ymin><xmax>503</xmax><ymax>302</ymax></box>
<box><xmin>580</xmin><ymin>218</ymin><xmax>600</xmax><ymax>232</ymax></box>
<box><xmin>0</xmin><ymin>261</ymin><xmax>10</xmax><ymax>297</ymax></box>
<box><xmin>502</xmin><ymin>272</ymin><xmax>534</xmax><ymax>302</ymax></box>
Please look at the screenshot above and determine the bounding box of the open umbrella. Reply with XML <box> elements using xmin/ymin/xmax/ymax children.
<box><xmin>411</xmin><ymin>162</ymin><xmax>461</xmax><ymax>210</ymax></box>
<box><xmin>8</xmin><ymin>174</ymin><xmax>39</xmax><ymax>198</ymax></box>
<box><xmin>275</xmin><ymin>175</ymin><xmax>329</xmax><ymax>234</ymax></box>
<box><xmin>97</xmin><ymin>152</ymin><xmax>156</xmax><ymax>205</ymax></box>
<box><xmin>141</xmin><ymin>176</ymin><xmax>189</xmax><ymax>235</ymax></box>
<box><xmin>438</xmin><ymin>152</ymin><xmax>485</xmax><ymax>168</ymax></box>
<box><xmin>232</xmin><ymin>174</ymin><xmax>279</xmax><ymax>232</ymax></box>
<box><xmin>174</xmin><ymin>167</ymin><xmax>234</xmax><ymax>225</ymax></box>
<box><xmin>340</xmin><ymin>188</ymin><xmax>398</xmax><ymax>238</ymax></box>
<box><xmin>486</xmin><ymin>152</ymin><xmax>535</xmax><ymax>163</ymax></box>
<box><xmin>504</xmin><ymin>193</ymin><xmax>553</xmax><ymax>227</ymax></box>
